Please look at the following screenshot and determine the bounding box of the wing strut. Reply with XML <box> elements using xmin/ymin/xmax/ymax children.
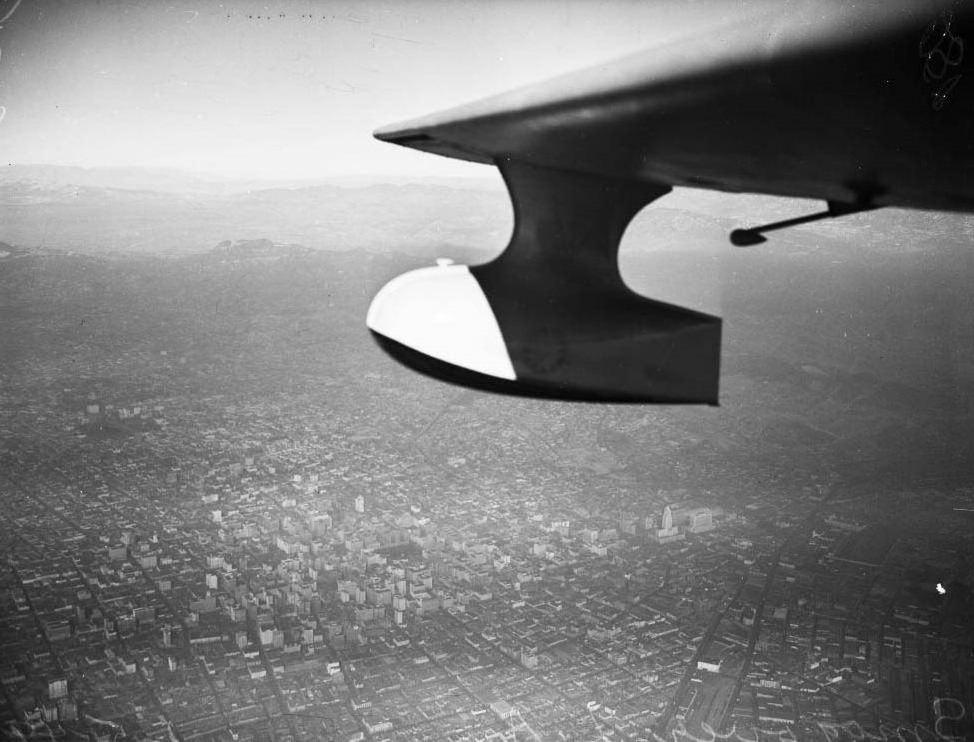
<box><xmin>730</xmin><ymin>200</ymin><xmax>880</xmax><ymax>246</ymax></box>
<box><xmin>368</xmin><ymin>159</ymin><xmax>723</xmax><ymax>403</ymax></box>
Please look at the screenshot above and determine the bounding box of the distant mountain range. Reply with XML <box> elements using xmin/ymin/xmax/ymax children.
<box><xmin>0</xmin><ymin>164</ymin><xmax>502</xmax><ymax>196</ymax></box>
<box><xmin>3</xmin><ymin>163</ymin><xmax>971</xmax><ymax>259</ymax></box>
<box><xmin>0</xmin><ymin>164</ymin><xmax>511</xmax><ymax>257</ymax></box>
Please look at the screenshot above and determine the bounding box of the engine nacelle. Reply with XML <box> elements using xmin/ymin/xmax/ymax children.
<box><xmin>367</xmin><ymin>160</ymin><xmax>722</xmax><ymax>404</ymax></box>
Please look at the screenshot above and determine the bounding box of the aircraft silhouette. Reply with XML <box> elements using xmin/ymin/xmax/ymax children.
<box><xmin>368</xmin><ymin>1</ymin><xmax>974</xmax><ymax>403</ymax></box>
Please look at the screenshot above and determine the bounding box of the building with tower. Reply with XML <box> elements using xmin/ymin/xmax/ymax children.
<box><xmin>655</xmin><ymin>502</ymin><xmax>714</xmax><ymax>542</ymax></box>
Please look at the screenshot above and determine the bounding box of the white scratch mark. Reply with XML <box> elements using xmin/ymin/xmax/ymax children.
<box><xmin>0</xmin><ymin>0</ymin><xmax>21</xmax><ymax>28</ymax></box>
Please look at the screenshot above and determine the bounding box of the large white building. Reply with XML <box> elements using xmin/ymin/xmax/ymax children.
<box><xmin>656</xmin><ymin>502</ymin><xmax>714</xmax><ymax>542</ymax></box>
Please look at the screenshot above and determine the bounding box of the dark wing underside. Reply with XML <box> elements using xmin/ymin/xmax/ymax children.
<box><xmin>376</xmin><ymin>0</ymin><xmax>974</xmax><ymax>212</ymax></box>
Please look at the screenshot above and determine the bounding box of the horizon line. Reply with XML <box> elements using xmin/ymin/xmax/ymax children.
<box><xmin>2</xmin><ymin>161</ymin><xmax>504</xmax><ymax>184</ymax></box>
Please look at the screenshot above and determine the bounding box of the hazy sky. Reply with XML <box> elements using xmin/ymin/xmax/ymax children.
<box><xmin>0</xmin><ymin>0</ymin><xmax>774</xmax><ymax>180</ymax></box>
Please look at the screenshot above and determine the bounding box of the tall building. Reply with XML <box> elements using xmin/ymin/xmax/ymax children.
<box><xmin>655</xmin><ymin>504</ymin><xmax>683</xmax><ymax>544</ymax></box>
<box><xmin>662</xmin><ymin>506</ymin><xmax>674</xmax><ymax>531</ymax></box>
<box><xmin>354</xmin><ymin>494</ymin><xmax>365</xmax><ymax>513</ymax></box>
<box><xmin>48</xmin><ymin>679</ymin><xmax>68</xmax><ymax>700</ymax></box>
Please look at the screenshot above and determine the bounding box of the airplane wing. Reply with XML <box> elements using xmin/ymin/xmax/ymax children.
<box><xmin>367</xmin><ymin>0</ymin><xmax>974</xmax><ymax>403</ymax></box>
